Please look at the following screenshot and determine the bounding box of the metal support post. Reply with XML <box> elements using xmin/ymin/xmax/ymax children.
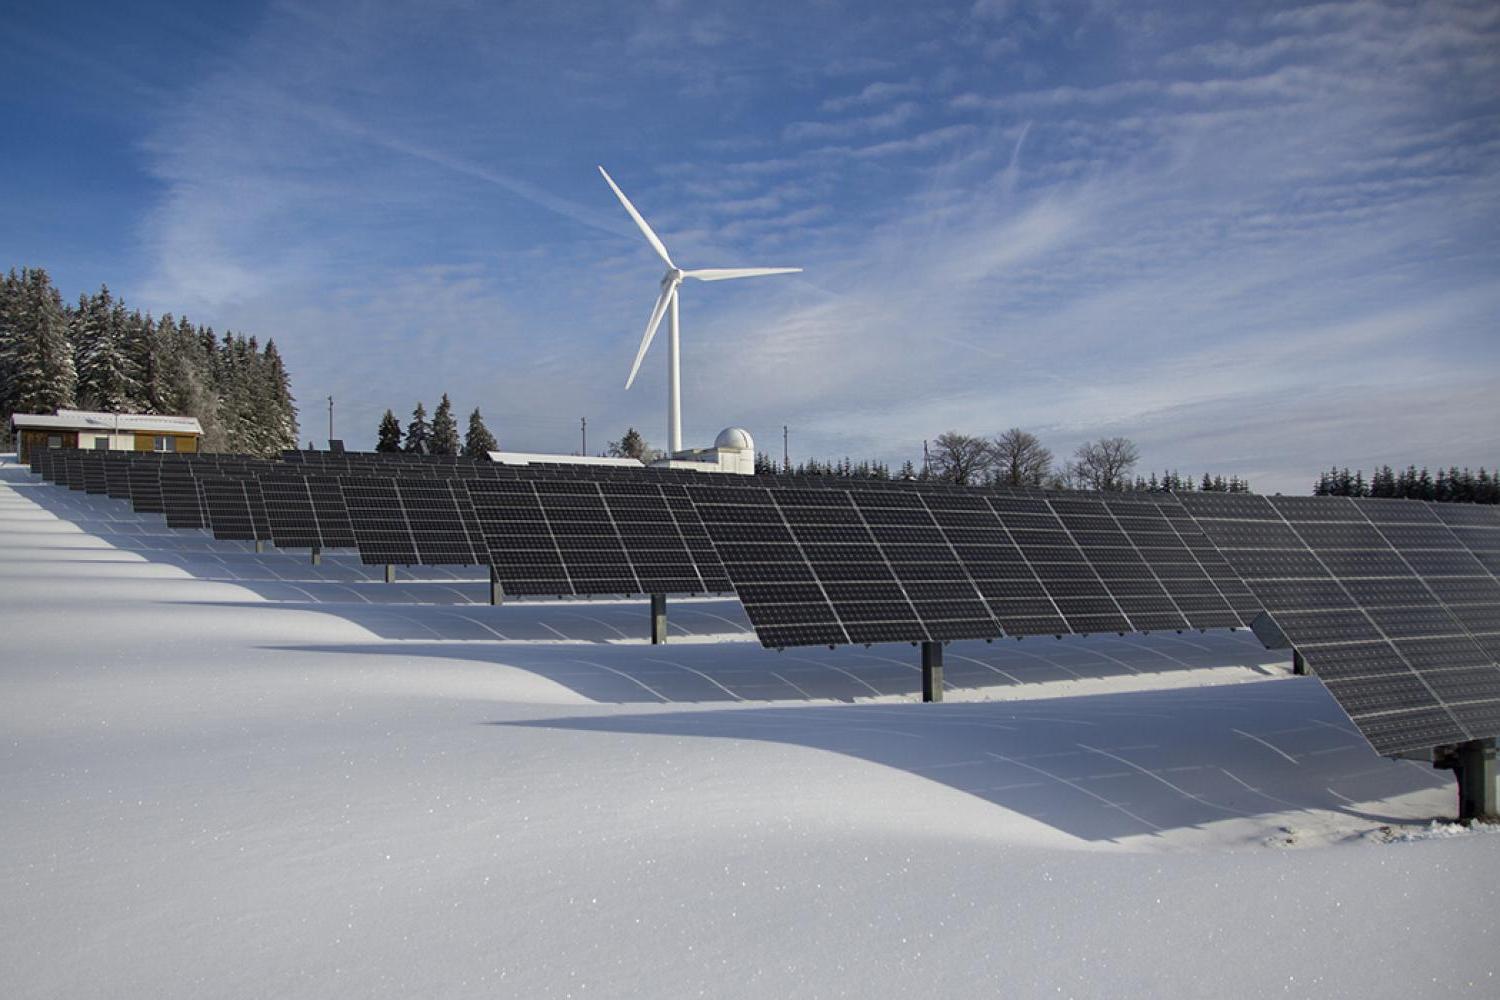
<box><xmin>1292</xmin><ymin>649</ymin><xmax>1307</xmax><ymax>675</ymax></box>
<box><xmin>922</xmin><ymin>641</ymin><xmax>944</xmax><ymax>703</ymax></box>
<box><xmin>254</xmin><ymin>539</ymin><xmax>266</xmax><ymax>553</ymax></box>
<box><xmin>1435</xmin><ymin>739</ymin><xmax>1497</xmax><ymax>823</ymax></box>
<box><xmin>310</xmin><ymin>546</ymin><xmax>321</xmax><ymax>566</ymax></box>
<box><xmin>384</xmin><ymin>564</ymin><xmax>396</xmax><ymax>584</ymax></box>
<box><xmin>489</xmin><ymin>565</ymin><xmax>504</xmax><ymax>606</ymax></box>
<box><xmin>650</xmin><ymin>593</ymin><xmax>667</xmax><ymax>645</ymax></box>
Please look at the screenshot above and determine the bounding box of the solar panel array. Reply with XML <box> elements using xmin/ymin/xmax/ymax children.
<box><xmin>685</xmin><ymin>485</ymin><xmax>1263</xmax><ymax>649</ymax></box>
<box><xmin>1177</xmin><ymin>492</ymin><xmax>1500</xmax><ymax>753</ymax></box>
<box><xmin>466</xmin><ymin>479</ymin><xmax>731</xmax><ymax>596</ymax></box>
<box><xmin>25</xmin><ymin>445</ymin><xmax>1500</xmax><ymax>756</ymax></box>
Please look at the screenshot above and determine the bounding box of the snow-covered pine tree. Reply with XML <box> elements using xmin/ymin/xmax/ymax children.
<box><xmin>258</xmin><ymin>340</ymin><xmax>298</xmax><ymax>454</ymax></box>
<box><xmin>405</xmin><ymin>402</ymin><xmax>432</xmax><ymax>454</ymax></box>
<box><xmin>240</xmin><ymin>335</ymin><xmax>269</xmax><ymax>454</ymax></box>
<box><xmin>72</xmin><ymin>286</ymin><xmax>141</xmax><ymax>412</ymax></box>
<box><xmin>213</xmin><ymin>331</ymin><xmax>249</xmax><ymax>452</ymax></box>
<box><xmin>463</xmin><ymin>407</ymin><xmax>497</xmax><ymax>457</ymax></box>
<box><xmin>124</xmin><ymin>311</ymin><xmax>166</xmax><ymax>413</ymax></box>
<box><xmin>0</xmin><ymin>270</ymin><xmax>19</xmax><ymax>432</ymax></box>
<box><xmin>3</xmin><ymin>268</ymin><xmax>76</xmax><ymax>416</ymax></box>
<box><xmin>431</xmin><ymin>393</ymin><xmax>460</xmax><ymax>456</ymax></box>
<box><xmin>377</xmin><ymin>410</ymin><xmax>403</xmax><ymax>452</ymax></box>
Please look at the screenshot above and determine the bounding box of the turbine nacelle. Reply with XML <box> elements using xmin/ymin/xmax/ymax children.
<box><xmin>598</xmin><ymin>165</ymin><xmax>802</xmax><ymax>451</ymax></box>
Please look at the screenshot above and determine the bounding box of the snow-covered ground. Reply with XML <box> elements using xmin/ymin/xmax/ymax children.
<box><xmin>2</xmin><ymin>456</ymin><xmax>1495</xmax><ymax>998</ymax></box>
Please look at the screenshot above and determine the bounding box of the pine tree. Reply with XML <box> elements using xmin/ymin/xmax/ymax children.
<box><xmin>2</xmin><ymin>268</ymin><xmax>76</xmax><ymax>415</ymax></box>
<box><xmin>257</xmin><ymin>339</ymin><xmax>298</xmax><ymax>454</ymax></box>
<box><xmin>72</xmin><ymin>285</ymin><xmax>140</xmax><ymax>411</ymax></box>
<box><xmin>125</xmin><ymin>311</ymin><xmax>165</xmax><ymax>412</ymax></box>
<box><xmin>463</xmin><ymin>407</ymin><xmax>497</xmax><ymax>457</ymax></box>
<box><xmin>405</xmin><ymin>401</ymin><xmax>432</xmax><ymax>454</ymax></box>
<box><xmin>609</xmin><ymin>427</ymin><xmax>650</xmax><ymax>461</ymax></box>
<box><xmin>431</xmin><ymin>393</ymin><xmax>460</xmax><ymax>456</ymax></box>
<box><xmin>376</xmin><ymin>410</ymin><xmax>403</xmax><ymax>452</ymax></box>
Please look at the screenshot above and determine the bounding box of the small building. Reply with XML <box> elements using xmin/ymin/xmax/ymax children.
<box><xmin>488</xmin><ymin>427</ymin><xmax>757</xmax><ymax>476</ymax></box>
<box><xmin>10</xmin><ymin>409</ymin><xmax>204</xmax><ymax>463</ymax></box>
<box><xmin>650</xmin><ymin>427</ymin><xmax>757</xmax><ymax>476</ymax></box>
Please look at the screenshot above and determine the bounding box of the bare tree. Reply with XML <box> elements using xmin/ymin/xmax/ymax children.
<box><xmin>1071</xmin><ymin>436</ymin><xmax>1140</xmax><ymax>491</ymax></box>
<box><xmin>928</xmin><ymin>431</ymin><xmax>993</xmax><ymax>485</ymax></box>
<box><xmin>992</xmin><ymin>428</ymin><xmax>1053</xmax><ymax>487</ymax></box>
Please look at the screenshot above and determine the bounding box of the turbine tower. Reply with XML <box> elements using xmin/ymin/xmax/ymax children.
<box><xmin>598</xmin><ymin>165</ymin><xmax>801</xmax><ymax>456</ymax></box>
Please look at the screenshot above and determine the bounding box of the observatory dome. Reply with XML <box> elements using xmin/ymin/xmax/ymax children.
<box><xmin>715</xmin><ymin>427</ymin><xmax>754</xmax><ymax>452</ymax></box>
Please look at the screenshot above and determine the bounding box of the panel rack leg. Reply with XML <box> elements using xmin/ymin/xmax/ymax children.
<box><xmin>384</xmin><ymin>564</ymin><xmax>396</xmax><ymax>584</ymax></box>
<box><xmin>310</xmin><ymin>546</ymin><xmax>321</xmax><ymax>566</ymax></box>
<box><xmin>1292</xmin><ymin>649</ymin><xmax>1307</xmax><ymax>675</ymax></box>
<box><xmin>254</xmin><ymin>539</ymin><xmax>267</xmax><ymax>553</ymax></box>
<box><xmin>922</xmin><ymin>641</ymin><xmax>943</xmax><ymax>703</ymax></box>
<box><xmin>1436</xmin><ymin>739</ymin><xmax>1497</xmax><ymax>823</ymax></box>
<box><xmin>489</xmin><ymin>566</ymin><xmax>504</xmax><ymax>607</ymax></box>
<box><xmin>650</xmin><ymin>594</ymin><xmax>667</xmax><ymax>645</ymax></box>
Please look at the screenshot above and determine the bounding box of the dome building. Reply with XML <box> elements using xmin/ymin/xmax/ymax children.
<box><xmin>650</xmin><ymin>426</ymin><xmax>757</xmax><ymax>475</ymax></box>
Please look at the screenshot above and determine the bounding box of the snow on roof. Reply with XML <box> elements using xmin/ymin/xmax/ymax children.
<box><xmin>9</xmin><ymin>409</ymin><xmax>204</xmax><ymax>434</ymax></box>
<box><xmin>488</xmin><ymin>450</ymin><xmax>644</xmax><ymax>468</ymax></box>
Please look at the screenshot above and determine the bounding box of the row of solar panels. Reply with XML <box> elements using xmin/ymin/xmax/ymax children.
<box><xmin>31</xmin><ymin>448</ymin><xmax>734</xmax><ymax>596</ymax></box>
<box><xmin>28</xmin><ymin>446</ymin><xmax>1500</xmax><ymax>755</ymax></box>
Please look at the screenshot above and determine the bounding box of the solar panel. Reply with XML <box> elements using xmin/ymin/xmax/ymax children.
<box><xmin>81</xmin><ymin>455</ymin><xmax>107</xmax><ymax>494</ymax></box>
<box><xmin>341</xmin><ymin>476</ymin><xmax>418</xmax><ymax>565</ymax></box>
<box><xmin>127</xmin><ymin>464</ymin><xmax>163</xmax><ymax>513</ymax></box>
<box><xmin>161</xmin><ymin>468</ymin><xmax>208</xmax><ymax>529</ymax></box>
<box><xmin>690</xmin><ymin>485</ymin><xmax>850</xmax><ymax>647</ymax></box>
<box><xmin>1178</xmin><ymin>491</ymin><xmax>1500</xmax><ymax>754</ymax></box>
<box><xmin>260</xmin><ymin>476</ymin><xmax>323</xmax><ymax>549</ymax></box>
<box><xmin>465</xmin><ymin>480</ymin><xmax>574</xmax><ymax>595</ymax></box>
<box><xmin>104</xmin><ymin>457</ymin><xmax>133</xmax><ymax>500</ymax></box>
<box><xmin>307</xmin><ymin>475</ymin><xmax>357</xmax><ymax>549</ymax></box>
<box><xmin>600</xmin><ymin>481</ymin><xmax>708</xmax><ymax>595</ymax></box>
<box><xmin>198</xmin><ymin>476</ymin><xmax>270</xmax><ymax>542</ymax></box>
<box><xmin>398</xmin><ymin>478</ymin><xmax>485</xmax><ymax>566</ymax></box>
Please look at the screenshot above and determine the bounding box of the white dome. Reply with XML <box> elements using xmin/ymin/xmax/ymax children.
<box><xmin>714</xmin><ymin>427</ymin><xmax>754</xmax><ymax>452</ymax></box>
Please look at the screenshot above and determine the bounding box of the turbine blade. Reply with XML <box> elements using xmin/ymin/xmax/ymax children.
<box><xmin>625</xmin><ymin>283</ymin><xmax>677</xmax><ymax>390</ymax></box>
<box><xmin>682</xmin><ymin>267</ymin><xmax>802</xmax><ymax>282</ymax></box>
<box><xmin>598</xmin><ymin>166</ymin><xmax>674</xmax><ymax>269</ymax></box>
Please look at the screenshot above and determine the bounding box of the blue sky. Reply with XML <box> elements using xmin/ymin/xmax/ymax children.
<box><xmin>4</xmin><ymin>0</ymin><xmax>1497</xmax><ymax>492</ymax></box>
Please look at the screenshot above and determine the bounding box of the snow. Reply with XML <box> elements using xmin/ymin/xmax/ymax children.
<box><xmin>2</xmin><ymin>456</ymin><xmax>1496</xmax><ymax>998</ymax></box>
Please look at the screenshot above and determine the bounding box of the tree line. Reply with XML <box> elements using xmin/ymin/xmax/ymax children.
<box><xmin>376</xmin><ymin>396</ymin><xmax>497</xmax><ymax>458</ymax></box>
<box><xmin>754</xmin><ymin>428</ymin><xmax>1251</xmax><ymax>493</ymax></box>
<box><xmin>1314</xmin><ymin>465</ymin><xmax>1498</xmax><ymax>504</ymax></box>
<box><xmin>0</xmin><ymin>266</ymin><xmax>298</xmax><ymax>455</ymax></box>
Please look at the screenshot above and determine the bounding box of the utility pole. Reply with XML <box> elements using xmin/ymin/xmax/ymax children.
<box><xmin>783</xmin><ymin>425</ymin><xmax>789</xmax><ymax>472</ymax></box>
<box><xmin>581</xmin><ymin>417</ymin><xmax>587</xmax><ymax>456</ymax></box>
<box><xmin>923</xmin><ymin>439</ymin><xmax>930</xmax><ymax>478</ymax></box>
<box><xmin>327</xmin><ymin>396</ymin><xmax>334</xmax><ymax>444</ymax></box>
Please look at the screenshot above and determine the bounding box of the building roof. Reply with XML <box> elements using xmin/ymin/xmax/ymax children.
<box><xmin>9</xmin><ymin>409</ymin><xmax>204</xmax><ymax>435</ymax></box>
<box><xmin>488</xmin><ymin>450</ymin><xmax>644</xmax><ymax>468</ymax></box>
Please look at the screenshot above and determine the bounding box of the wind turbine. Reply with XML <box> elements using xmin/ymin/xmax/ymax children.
<box><xmin>598</xmin><ymin>165</ymin><xmax>801</xmax><ymax>456</ymax></box>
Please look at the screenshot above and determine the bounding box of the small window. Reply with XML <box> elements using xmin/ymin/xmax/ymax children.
<box><xmin>153</xmin><ymin>435</ymin><xmax>176</xmax><ymax>452</ymax></box>
<box><xmin>48</xmin><ymin>435</ymin><xmax>62</xmax><ymax>449</ymax></box>
<box><xmin>93</xmin><ymin>437</ymin><xmax>109</xmax><ymax>450</ymax></box>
